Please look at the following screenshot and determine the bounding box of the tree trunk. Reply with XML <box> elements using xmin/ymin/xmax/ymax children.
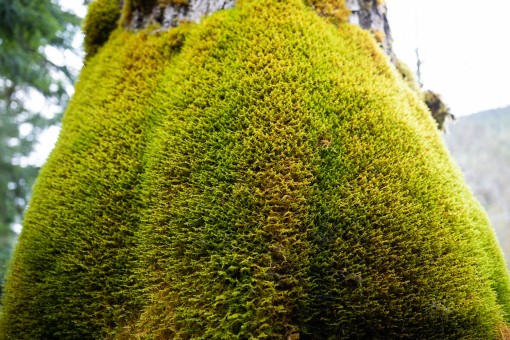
<box><xmin>125</xmin><ymin>0</ymin><xmax>395</xmax><ymax>61</ymax></box>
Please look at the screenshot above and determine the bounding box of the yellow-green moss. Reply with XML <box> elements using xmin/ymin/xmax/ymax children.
<box><xmin>2</xmin><ymin>0</ymin><xmax>510</xmax><ymax>338</ymax></box>
<box><xmin>0</xmin><ymin>26</ymin><xmax>188</xmax><ymax>339</ymax></box>
<box><xmin>373</xmin><ymin>29</ymin><xmax>385</xmax><ymax>45</ymax></box>
<box><xmin>83</xmin><ymin>0</ymin><xmax>121</xmax><ymax>59</ymax></box>
<box><xmin>305</xmin><ymin>0</ymin><xmax>351</xmax><ymax>25</ymax></box>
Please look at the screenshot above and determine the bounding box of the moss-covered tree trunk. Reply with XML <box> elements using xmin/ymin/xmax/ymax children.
<box><xmin>2</xmin><ymin>0</ymin><xmax>509</xmax><ymax>339</ymax></box>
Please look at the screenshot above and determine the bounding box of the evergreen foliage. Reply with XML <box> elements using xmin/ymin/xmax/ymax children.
<box><xmin>0</xmin><ymin>0</ymin><xmax>79</xmax><ymax>292</ymax></box>
<box><xmin>2</xmin><ymin>0</ymin><xmax>510</xmax><ymax>338</ymax></box>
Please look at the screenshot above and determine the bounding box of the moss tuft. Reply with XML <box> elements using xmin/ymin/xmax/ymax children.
<box><xmin>373</xmin><ymin>29</ymin><xmax>386</xmax><ymax>45</ymax></box>
<box><xmin>83</xmin><ymin>0</ymin><xmax>121</xmax><ymax>59</ymax></box>
<box><xmin>305</xmin><ymin>0</ymin><xmax>351</xmax><ymax>25</ymax></box>
<box><xmin>2</xmin><ymin>0</ymin><xmax>510</xmax><ymax>338</ymax></box>
<box><xmin>394</xmin><ymin>60</ymin><xmax>455</xmax><ymax>130</ymax></box>
<box><xmin>424</xmin><ymin>90</ymin><xmax>454</xmax><ymax>130</ymax></box>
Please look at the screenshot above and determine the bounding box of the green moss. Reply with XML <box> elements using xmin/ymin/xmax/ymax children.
<box><xmin>83</xmin><ymin>0</ymin><xmax>121</xmax><ymax>60</ymax></box>
<box><xmin>305</xmin><ymin>0</ymin><xmax>351</xmax><ymax>25</ymax></box>
<box><xmin>2</xmin><ymin>0</ymin><xmax>510</xmax><ymax>338</ymax></box>
<box><xmin>0</xmin><ymin>26</ymin><xmax>187</xmax><ymax>339</ymax></box>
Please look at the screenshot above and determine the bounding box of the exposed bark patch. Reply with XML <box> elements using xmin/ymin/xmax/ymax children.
<box><xmin>126</xmin><ymin>0</ymin><xmax>235</xmax><ymax>30</ymax></box>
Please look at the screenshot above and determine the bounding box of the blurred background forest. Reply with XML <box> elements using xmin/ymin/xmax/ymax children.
<box><xmin>0</xmin><ymin>0</ymin><xmax>509</xmax><ymax>296</ymax></box>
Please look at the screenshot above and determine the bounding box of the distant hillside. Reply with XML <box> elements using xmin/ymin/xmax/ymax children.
<box><xmin>444</xmin><ymin>106</ymin><xmax>510</xmax><ymax>265</ymax></box>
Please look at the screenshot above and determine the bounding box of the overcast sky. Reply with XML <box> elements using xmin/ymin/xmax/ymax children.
<box><xmin>387</xmin><ymin>0</ymin><xmax>510</xmax><ymax>117</ymax></box>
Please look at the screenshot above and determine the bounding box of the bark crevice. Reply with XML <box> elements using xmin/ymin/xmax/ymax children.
<box><xmin>126</xmin><ymin>0</ymin><xmax>235</xmax><ymax>30</ymax></box>
<box><xmin>124</xmin><ymin>0</ymin><xmax>395</xmax><ymax>62</ymax></box>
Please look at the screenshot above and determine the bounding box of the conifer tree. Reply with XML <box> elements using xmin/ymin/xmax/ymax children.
<box><xmin>0</xmin><ymin>0</ymin><xmax>79</xmax><ymax>292</ymax></box>
<box><xmin>2</xmin><ymin>0</ymin><xmax>510</xmax><ymax>339</ymax></box>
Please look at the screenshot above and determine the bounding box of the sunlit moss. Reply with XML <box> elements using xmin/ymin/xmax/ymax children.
<box><xmin>0</xmin><ymin>26</ymin><xmax>188</xmax><ymax>339</ymax></box>
<box><xmin>424</xmin><ymin>90</ymin><xmax>454</xmax><ymax>130</ymax></box>
<box><xmin>1</xmin><ymin>0</ymin><xmax>510</xmax><ymax>338</ymax></box>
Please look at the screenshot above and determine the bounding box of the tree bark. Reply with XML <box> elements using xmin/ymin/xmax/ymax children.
<box><xmin>125</xmin><ymin>0</ymin><xmax>395</xmax><ymax>61</ymax></box>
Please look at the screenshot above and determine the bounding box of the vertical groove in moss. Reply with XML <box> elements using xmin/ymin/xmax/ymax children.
<box><xmin>131</xmin><ymin>8</ymin><xmax>316</xmax><ymax>336</ymax></box>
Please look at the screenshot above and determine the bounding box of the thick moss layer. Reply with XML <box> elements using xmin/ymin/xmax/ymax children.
<box><xmin>0</xmin><ymin>27</ymin><xmax>185</xmax><ymax>338</ymax></box>
<box><xmin>83</xmin><ymin>0</ymin><xmax>121</xmax><ymax>59</ymax></box>
<box><xmin>2</xmin><ymin>0</ymin><xmax>510</xmax><ymax>338</ymax></box>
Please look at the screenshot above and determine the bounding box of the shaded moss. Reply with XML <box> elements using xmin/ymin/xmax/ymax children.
<box><xmin>2</xmin><ymin>0</ymin><xmax>510</xmax><ymax>338</ymax></box>
<box><xmin>424</xmin><ymin>90</ymin><xmax>454</xmax><ymax>130</ymax></box>
<box><xmin>83</xmin><ymin>0</ymin><xmax>121</xmax><ymax>59</ymax></box>
<box><xmin>0</xmin><ymin>26</ymin><xmax>188</xmax><ymax>339</ymax></box>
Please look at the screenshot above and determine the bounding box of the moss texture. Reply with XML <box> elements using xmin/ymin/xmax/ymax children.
<box><xmin>2</xmin><ymin>0</ymin><xmax>510</xmax><ymax>338</ymax></box>
<box><xmin>83</xmin><ymin>0</ymin><xmax>121</xmax><ymax>59</ymax></box>
<box><xmin>305</xmin><ymin>0</ymin><xmax>350</xmax><ymax>24</ymax></box>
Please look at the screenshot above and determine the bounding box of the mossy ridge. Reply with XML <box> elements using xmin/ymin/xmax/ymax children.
<box><xmin>131</xmin><ymin>4</ymin><xmax>318</xmax><ymax>338</ymax></box>
<box><xmin>128</xmin><ymin>0</ymin><xmax>509</xmax><ymax>338</ymax></box>
<box><xmin>0</xmin><ymin>28</ymin><xmax>184</xmax><ymax>339</ymax></box>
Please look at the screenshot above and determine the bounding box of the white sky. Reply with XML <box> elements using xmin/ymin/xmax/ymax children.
<box><xmin>387</xmin><ymin>0</ymin><xmax>510</xmax><ymax>117</ymax></box>
<box><xmin>32</xmin><ymin>0</ymin><xmax>510</xmax><ymax>167</ymax></box>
